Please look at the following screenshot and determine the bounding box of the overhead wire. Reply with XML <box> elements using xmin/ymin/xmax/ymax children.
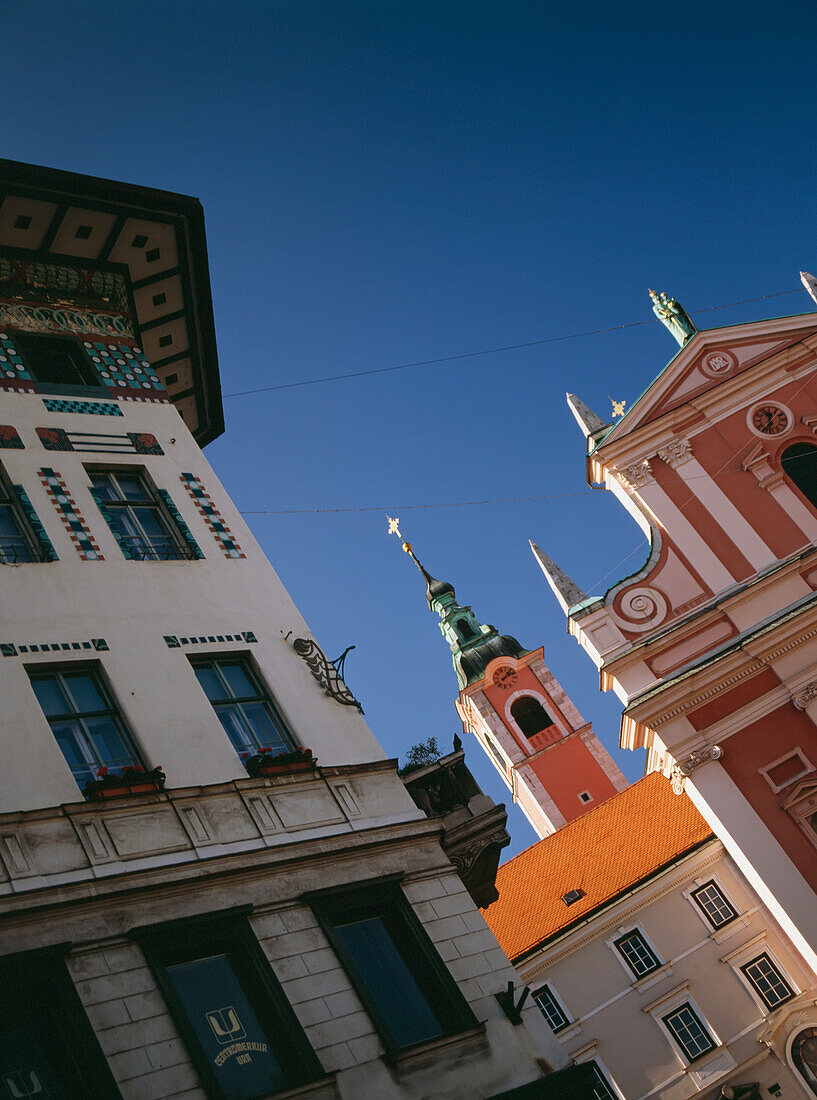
<box><xmin>222</xmin><ymin>288</ymin><xmax>804</xmax><ymax>399</ymax></box>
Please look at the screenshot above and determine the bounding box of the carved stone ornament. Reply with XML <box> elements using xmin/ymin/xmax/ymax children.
<box><xmin>617</xmin><ymin>458</ymin><xmax>653</xmax><ymax>491</ymax></box>
<box><xmin>671</xmin><ymin>745</ymin><xmax>723</xmax><ymax>795</ymax></box>
<box><xmin>450</xmin><ymin>830</ymin><xmax>510</xmax><ymax>877</ymax></box>
<box><xmin>793</xmin><ymin>681</ymin><xmax>817</xmax><ymax>711</ymax></box>
<box><xmin>657</xmin><ymin>438</ymin><xmax>693</xmax><ymax>469</ymax></box>
<box><xmin>292</xmin><ymin>637</ymin><xmax>364</xmax><ymax>713</ymax></box>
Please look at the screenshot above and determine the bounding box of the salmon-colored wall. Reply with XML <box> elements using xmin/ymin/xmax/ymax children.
<box><xmin>652</xmin><ymin>456</ymin><xmax>755</xmax><ymax>581</ymax></box>
<box><xmin>688</xmin><ymin>668</ymin><xmax>781</xmax><ymax>731</ymax></box>
<box><xmin>482</xmin><ymin>664</ymin><xmax>570</xmax><ymax>753</ymax></box>
<box><xmin>718</xmin><ymin>702</ymin><xmax>817</xmax><ymax>892</ymax></box>
<box><xmin>529</xmin><ymin>736</ymin><xmax>619</xmax><ymax>823</ymax></box>
<box><xmin>693</xmin><ymin>420</ymin><xmax>803</xmax><ymax>559</ymax></box>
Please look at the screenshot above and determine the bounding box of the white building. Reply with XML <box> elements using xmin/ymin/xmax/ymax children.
<box><xmin>483</xmin><ymin>773</ymin><xmax>817</xmax><ymax>1098</ymax></box>
<box><xmin>0</xmin><ymin>160</ymin><xmax>588</xmax><ymax>1100</ymax></box>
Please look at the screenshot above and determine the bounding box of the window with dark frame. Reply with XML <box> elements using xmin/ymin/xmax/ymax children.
<box><xmin>134</xmin><ymin>911</ymin><xmax>323</xmax><ymax>1100</ymax></box>
<box><xmin>740</xmin><ymin>953</ymin><xmax>795</xmax><ymax>1010</ymax></box>
<box><xmin>690</xmin><ymin>880</ymin><xmax>738</xmax><ymax>930</ymax></box>
<box><xmin>533</xmin><ymin>985</ymin><xmax>569</xmax><ymax>1033</ymax></box>
<box><xmin>613</xmin><ymin>929</ymin><xmax>661</xmax><ymax>979</ymax></box>
<box><xmin>782</xmin><ymin>443</ymin><xmax>817</xmax><ymax>510</ymax></box>
<box><xmin>587</xmin><ymin>1061</ymin><xmax>617</xmax><ymax>1100</ymax></box>
<box><xmin>192</xmin><ymin>657</ymin><xmax>295</xmax><ymax>764</ymax></box>
<box><xmin>310</xmin><ymin>882</ymin><xmax>477</xmax><ymax>1055</ymax></box>
<box><xmin>0</xmin><ymin>945</ymin><xmax>120</xmax><ymax>1099</ymax></box>
<box><xmin>29</xmin><ymin>666</ymin><xmax>144</xmax><ymax>793</ymax></box>
<box><xmin>662</xmin><ymin>1003</ymin><xmax>716</xmax><ymax>1062</ymax></box>
<box><xmin>12</xmin><ymin>331</ymin><xmax>102</xmax><ymax>390</ymax></box>
<box><xmin>90</xmin><ymin>470</ymin><xmax>191</xmax><ymax>560</ymax></box>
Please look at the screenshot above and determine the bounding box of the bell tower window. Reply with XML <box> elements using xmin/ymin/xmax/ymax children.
<box><xmin>782</xmin><ymin>443</ymin><xmax>817</xmax><ymax>510</ymax></box>
<box><xmin>454</xmin><ymin>618</ymin><xmax>476</xmax><ymax>642</ymax></box>
<box><xmin>510</xmin><ymin>695</ymin><xmax>555</xmax><ymax>739</ymax></box>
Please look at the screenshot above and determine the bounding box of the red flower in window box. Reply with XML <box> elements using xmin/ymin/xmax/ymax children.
<box><xmin>245</xmin><ymin>747</ymin><xmax>316</xmax><ymax>777</ymax></box>
<box><xmin>83</xmin><ymin>765</ymin><xmax>166</xmax><ymax>801</ymax></box>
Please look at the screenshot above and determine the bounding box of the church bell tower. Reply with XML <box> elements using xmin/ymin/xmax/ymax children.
<box><xmin>392</xmin><ymin>523</ymin><xmax>627</xmax><ymax>839</ymax></box>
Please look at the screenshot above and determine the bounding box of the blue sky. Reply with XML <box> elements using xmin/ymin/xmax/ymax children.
<box><xmin>6</xmin><ymin>0</ymin><xmax>817</xmax><ymax>854</ymax></box>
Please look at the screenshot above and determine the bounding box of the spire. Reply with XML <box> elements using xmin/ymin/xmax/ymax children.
<box><xmin>649</xmin><ymin>289</ymin><xmax>697</xmax><ymax>347</ymax></box>
<box><xmin>566</xmin><ymin>393</ymin><xmax>609</xmax><ymax>439</ymax></box>
<box><xmin>801</xmin><ymin>271</ymin><xmax>817</xmax><ymax>308</ymax></box>
<box><xmin>388</xmin><ymin>516</ymin><xmax>527</xmax><ymax>688</ymax></box>
<box><xmin>529</xmin><ymin>540</ymin><xmax>588</xmax><ymax>614</ymax></box>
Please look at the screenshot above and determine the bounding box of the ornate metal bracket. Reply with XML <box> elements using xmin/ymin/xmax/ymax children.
<box><xmin>792</xmin><ymin>681</ymin><xmax>817</xmax><ymax>711</ymax></box>
<box><xmin>671</xmin><ymin>745</ymin><xmax>722</xmax><ymax>795</ymax></box>
<box><xmin>495</xmin><ymin>982</ymin><xmax>531</xmax><ymax>1026</ymax></box>
<box><xmin>292</xmin><ymin>637</ymin><xmax>364</xmax><ymax>713</ymax></box>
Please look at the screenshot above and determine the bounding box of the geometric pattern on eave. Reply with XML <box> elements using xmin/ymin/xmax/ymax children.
<box><xmin>481</xmin><ymin>772</ymin><xmax>713</xmax><ymax>961</ymax></box>
<box><xmin>0</xmin><ymin>158</ymin><xmax>224</xmax><ymax>446</ymax></box>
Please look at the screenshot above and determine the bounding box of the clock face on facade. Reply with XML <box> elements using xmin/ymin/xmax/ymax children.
<box><xmin>749</xmin><ymin>403</ymin><xmax>790</xmax><ymax>436</ymax></box>
<box><xmin>492</xmin><ymin>665</ymin><xmax>518</xmax><ymax>690</ymax></box>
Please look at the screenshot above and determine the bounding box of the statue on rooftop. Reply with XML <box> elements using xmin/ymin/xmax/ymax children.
<box><xmin>649</xmin><ymin>289</ymin><xmax>697</xmax><ymax>347</ymax></box>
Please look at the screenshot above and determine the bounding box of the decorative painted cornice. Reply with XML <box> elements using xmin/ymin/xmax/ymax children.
<box><xmin>671</xmin><ymin>746</ymin><xmax>723</xmax><ymax>795</ymax></box>
<box><xmin>657</xmin><ymin>438</ymin><xmax>693</xmax><ymax>469</ymax></box>
<box><xmin>792</xmin><ymin>681</ymin><xmax>817</xmax><ymax>711</ymax></box>
<box><xmin>617</xmin><ymin>458</ymin><xmax>654</xmax><ymax>491</ymax></box>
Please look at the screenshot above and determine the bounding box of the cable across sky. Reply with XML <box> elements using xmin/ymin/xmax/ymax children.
<box><xmin>222</xmin><ymin>288</ymin><xmax>805</xmax><ymax>400</ymax></box>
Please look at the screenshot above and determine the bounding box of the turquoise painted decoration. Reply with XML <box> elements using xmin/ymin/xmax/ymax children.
<box><xmin>649</xmin><ymin>290</ymin><xmax>697</xmax><ymax>347</ymax></box>
<box><xmin>156</xmin><ymin>490</ymin><xmax>205</xmax><ymax>560</ymax></box>
<box><xmin>12</xmin><ymin>485</ymin><xmax>58</xmax><ymax>561</ymax></box>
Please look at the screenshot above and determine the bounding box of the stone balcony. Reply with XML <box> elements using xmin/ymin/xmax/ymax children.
<box><xmin>401</xmin><ymin>749</ymin><xmax>510</xmax><ymax>907</ymax></box>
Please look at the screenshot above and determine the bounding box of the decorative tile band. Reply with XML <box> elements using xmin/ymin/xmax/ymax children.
<box><xmin>34</xmin><ymin>428</ymin><xmax>164</xmax><ymax>455</ymax></box>
<box><xmin>0</xmin><ymin>332</ymin><xmax>32</xmax><ymax>383</ymax></box>
<box><xmin>0</xmin><ymin>425</ymin><xmax>23</xmax><ymax>449</ymax></box>
<box><xmin>1</xmin><ymin>638</ymin><xmax>108</xmax><ymax>657</ymax></box>
<box><xmin>157</xmin><ymin>490</ymin><xmax>204</xmax><ymax>560</ymax></box>
<box><xmin>42</xmin><ymin>399</ymin><xmax>123</xmax><ymax>417</ymax></box>
<box><xmin>83</xmin><ymin>341</ymin><xmax>165</xmax><ymax>395</ymax></box>
<box><xmin>37</xmin><ymin>427</ymin><xmax>72</xmax><ymax>451</ymax></box>
<box><xmin>164</xmin><ymin>631</ymin><xmax>257</xmax><ymax>648</ymax></box>
<box><xmin>180</xmin><ymin>472</ymin><xmax>245</xmax><ymax>559</ymax></box>
<box><xmin>39</xmin><ymin>468</ymin><xmax>104</xmax><ymax>560</ymax></box>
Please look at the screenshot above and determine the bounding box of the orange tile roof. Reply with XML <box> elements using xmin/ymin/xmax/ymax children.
<box><xmin>482</xmin><ymin>773</ymin><xmax>713</xmax><ymax>961</ymax></box>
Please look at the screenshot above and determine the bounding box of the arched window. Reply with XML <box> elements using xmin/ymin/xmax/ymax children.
<box><xmin>793</xmin><ymin>1027</ymin><xmax>817</xmax><ymax>1094</ymax></box>
<box><xmin>454</xmin><ymin>618</ymin><xmax>476</xmax><ymax>642</ymax></box>
<box><xmin>782</xmin><ymin>443</ymin><xmax>817</xmax><ymax>509</ymax></box>
<box><xmin>511</xmin><ymin>696</ymin><xmax>555</xmax><ymax>739</ymax></box>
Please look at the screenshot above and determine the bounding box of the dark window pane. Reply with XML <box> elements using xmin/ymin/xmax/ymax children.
<box><xmin>14</xmin><ymin>332</ymin><xmax>98</xmax><ymax>388</ymax></box>
<box><xmin>167</xmin><ymin>954</ymin><xmax>286</xmax><ymax>1099</ymax></box>
<box><xmin>217</xmin><ymin>708</ymin><xmax>257</xmax><ymax>753</ymax></box>
<box><xmin>90</xmin><ymin>475</ymin><xmax>118</xmax><ymax>501</ymax></box>
<box><xmin>31</xmin><ymin>677</ymin><xmax>70</xmax><ymax>717</ymax></box>
<box><xmin>0</xmin><ymin>506</ymin><xmax>33</xmax><ymax>563</ymax></box>
<box><xmin>241</xmin><ymin>703</ymin><xmax>289</xmax><ymax>749</ymax></box>
<box><xmin>335</xmin><ymin>916</ymin><xmax>444</xmax><ymax>1048</ymax></box>
<box><xmin>221</xmin><ymin>664</ymin><xmax>257</xmax><ymax>700</ymax></box>
<box><xmin>783</xmin><ymin>443</ymin><xmax>817</xmax><ymax>508</ymax></box>
<box><xmin>51</xmin><ymin>721</ymin><xmax>94</xmax><ymax>776</ymax></box>
<box><xmin>195</xmin><ymin>665</ymin><xmax>228</xmax><ymax>701</ymax></box>
<box><xmin>117</xmin><ymin>476</ymin><xmax>149</xmax><ymax>501</ymax></box>
<box><xmin>0</xmin><ymin>1028</ymin><xmax>67</xmax><ymax>1100</ymax></box>
<box><xmin>64</xmin><ymin>673</ymin><xmax>107</xmax><ymax>713</ymax></box>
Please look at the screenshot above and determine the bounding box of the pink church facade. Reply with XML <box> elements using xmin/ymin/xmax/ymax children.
<box><xmin>539</xmin><ymin>307</ymin><xmax>817</xmax><ymax>978</ymax></box>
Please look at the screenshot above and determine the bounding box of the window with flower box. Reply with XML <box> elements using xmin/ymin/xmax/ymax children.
<box><xmin>192</xmin><ymin>657</ymin><xmax>297</xmax><ymax>768</ymax></box>
<box><xmin>28</xmin><ymin>666</ymin><xmax>146</xmax><ymax>795</ymax></box>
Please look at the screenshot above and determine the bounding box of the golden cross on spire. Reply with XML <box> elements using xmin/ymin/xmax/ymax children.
<box><xmin>387</xmin><ymin>515</ymin><xmax>402</xmax><ymax>539</ymax></box>
<box><xmin>610</xmin><ymin>397</ymin><xmax>626</xmax><ymax>418</ymax></box>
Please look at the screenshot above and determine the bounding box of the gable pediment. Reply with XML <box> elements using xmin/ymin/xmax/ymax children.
<box><xmin>598</xmin><ymin>314</ymin><xmax>817</xmax><ymax>447</ymax></box>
